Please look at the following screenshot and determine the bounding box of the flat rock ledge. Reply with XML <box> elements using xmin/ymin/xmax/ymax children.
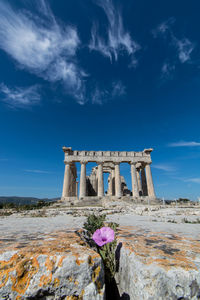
<box><xmin>116</xmin><ymin>226</ymin><xmax>200</xmax><ymax>300</ymax></box>
<box><xmin>0</xmin><ymin>231</ymin><xmax>105</xmax><ymax>300</ymax></box>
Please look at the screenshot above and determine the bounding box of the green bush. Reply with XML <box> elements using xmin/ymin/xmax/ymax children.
<box><xmin>83</xmin><ymin>214</ymin><xmax>106</xmax><ymax>236</ymax></box>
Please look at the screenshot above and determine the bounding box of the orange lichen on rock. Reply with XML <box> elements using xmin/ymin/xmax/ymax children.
<box><xmin>53</xmin><ymin>277</ymin><xmax>60</xmax><ymax>288</ymax></box>
<box><xmin>66</xmin><ymin>289</ymin><xmax>85</xmax><ymax>300</ymax></box>
<box><xmin>39</xmin><ymin>273</ymin><xmax>53</xmax><ymax>287</ymax></box>
<box><xmin>11</xmin><ymin>255</ymin><xmax>40</xmax><ymax>295</ymax></box>
<box><xmin>117</xmin><ymin>226</ymin><xmax>200</xmax><ymax>271</ymax></box>
<box><xmin>75</xmin><ymin>258</ymin><xmax>85</xmax><ymax>265</ymax></box>
<box><xmin>58</xmin><ymin>255</ymin><xmax>65</xmax><ymax>267</ymax></box>
<box><xmin>0</xmin><ymin>230</ymin><xmax>102</xmax><ymax>299</ymax></box>
<box><xmin>92</xmin><ymin>266</ymin><xmax>101</xmax><ymax>283</ymax></box>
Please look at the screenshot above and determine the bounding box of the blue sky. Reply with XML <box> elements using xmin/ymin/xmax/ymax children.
<box><xmin>0</xmin><ymin>0</ymin><xmax>200</xmax><ymax>200</ymax></box>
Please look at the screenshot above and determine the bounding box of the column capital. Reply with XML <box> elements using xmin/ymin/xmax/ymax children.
<box><xmin>80</xmin><ymin>160</ymin><xmax>88</xmax><ymax>165</ymax></box>
<box><xmin>129</xmin><ymin>162</ymin><xmax>136</xmax><ymax>166</ymax></box>
<box><xmin>141</xmin><ymin>162</ymin><xmax>147</xmax><ymax>168</ymax></box>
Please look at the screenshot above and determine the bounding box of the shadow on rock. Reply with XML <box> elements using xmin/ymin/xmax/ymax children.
<box><xmin>105</xmin><ymin>277</ymin><xmax>130</xmax><ymax>300</ymax></box>
<box><xmin>105</xmin><ymin>242</ymin><xmax>130</xmax><ymax>300</ymax></box>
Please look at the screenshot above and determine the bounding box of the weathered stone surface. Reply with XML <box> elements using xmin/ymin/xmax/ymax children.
<box><xmin>1</xmin><ymin>210</ymin><xmax>200</xmax><ymax>299</ymax></box>
<box><xmin>116</xmin><ymin>226</ymin><xmax>200</xmax><ymax>300</ymax></box>
<box><xmin>0</xmin><ymin>231</ymin><xmax>105</xmax><ymax>300</ymax></box>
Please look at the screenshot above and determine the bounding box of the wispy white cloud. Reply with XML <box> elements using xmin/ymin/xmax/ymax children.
<box><xmin>153</xmin><ymin>163</ymin><xmax>176</xmax><ymax>172</ymax></box>
<box><xmin>161</xmin><ymin>61</ymin><xmax>175</xmax><ymax>79</ymax></box>
<box><xmin>91</xmin><ymin>81</ymin><xmax>126</xmax><ymax>104</ymax></box>
<box><xmin>185</xmin><ymin>178</ymin><xmax>200</xmax><ymax>184</ymax></box>
<box><xmin>0</xmin><ymin>0</ymin><xmax>85</xmax><ymax>102</ymax></box>
<box><xmin>24</xmin><ymin>169</ymin><xmax>52</xmax><ymax>174</ymax></box>
<box><xmin>174</xmin><ymin>176</ymin><xmax>200</xmax><ymax>185</ymax></box>
<box><xmin>0</xmin><ymin>83</ymin><xmax>41</xmax><ymax>108</ymax></box>
<box><xmin>91</xmin><ymin>86</ymin><xmax>108</xmax><ymax>105</ymax></box>
<box><xmin>111</xmin><ymin>81</ymin><xmax>126</xmax><ymax>97</ymax></box>
<box><xmin>168</xmin><ymin>141</ymin><xmax>200</xmax><ymax>147</ymax></box>
<box><xmin>153</xmin><ymin>18</ymin><xmax>195</xmax><ymax>70</ymax></box>
<box><xmin>152</xmin><ymin>17</ymin><xmax>176</xmax><ymax>37</ymax></box>
<box><xmin>172</xmin><ymin>37</ymin><xmax>194</xmax><ymax>63</ymax></box>
<box><xmin>89</xmin><ymin>0</ymin><xmax>140</xmax><ymax>63</ymax></box>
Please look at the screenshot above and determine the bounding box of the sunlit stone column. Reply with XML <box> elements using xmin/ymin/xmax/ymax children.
<box><xmin>115</xmin><ymin>163</ymin><xmax>122</xmax><ymax>197</ymax></box>
<box><xmin>98</xmin><ymin>163</ymin><xmax>104</xmax><ymax>197</ymax></box>
<box><xmin>141</xmin><ymin>165</ymin><xmax>148</xmax><ymax>196</ymax></box>
<box><xmin>130</xmin><ymin>163</ymin><xmax>139</xmax><ymax>197</ymax></box>
<box><xmin>107</xmin><ymin>173</ymin><xmax>113</xmax><ymax>196</ymax></box>
<box><xmin>79</xmin><ymin>162</ymin><xmax>87</xmax><ymax>198</ymax></box>
<box><xmin>145</xmin><ymin>163</ymin><xmax>156</xmax><ymax>198</ymax></box>
<box><xmin>62</xmin><ymin>163</ymin><xmax>71</xmax><ymax>198</ymax></box>
<box><xmin>136</xmin><ymin>168</ymin><xmax>142</xmax><ymax>195</ymax></box>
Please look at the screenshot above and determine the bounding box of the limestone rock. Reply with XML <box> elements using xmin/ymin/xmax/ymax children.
<box><xmin>116</xmin><ymin>227</ymin><xmax>200</xmax><ymax>299</ymax></box>
<box><xmin>0</xmin><ymin>231</ymin><xmax>105</xmax><ymax>300</ymax></box>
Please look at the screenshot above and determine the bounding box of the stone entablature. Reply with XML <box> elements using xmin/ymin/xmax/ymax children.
<box><xmin>61</xmin><ymin>147</ymin><xmax>156</xmax><ymax>202</ymax></box>
<box><xmin>63</xmin><ymin>147</ymin><xmax>153</xmax><ymax>164</ymax></box>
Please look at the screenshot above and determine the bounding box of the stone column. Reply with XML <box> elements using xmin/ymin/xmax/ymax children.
<box><xmin>62</xmin><ymin>163</ymin><xmax>71</xmax><ymax>198</ymax></box>
<box><xmin>111</xmin><ymin>169</ymin><xmax>115</xmax><ymax>196</ymax></box>
<box><xmin>115</xmin><ymin>163</ymin><xmax>122</xmax><ymax>197</ymax></box>
<box><xmin>136</xmin><ymin>168</ymin><xmax>142</xmax><ymax>195</ymax></box>
<box><xmin>98</xmin><ymin>163</ymin><xmax>104</xmax><ymax>197</ymax></box>
<box><xmin>145</xmin><ymin>163</ymin><xmax>156</xmax><ymax>198</ymax></box>
<box><xmin>107</xmin><ymin>173</ymin><xmax>112</xmax><ymax>196</ymax></box>
<box><xmin>76</xmin><ymin>181</ymin><xmax>78</xmax><ymax>197</ymax></box>
<box><xmin>130</xmin><ymin>163</ymin><xmax>139</xmax><ymax>198</ymax></box>
<box><xmin>79</xmin><ymin>162</ymin><xmax>87</xmax><ymax>198</ymax></box>
<box><xmin>141</xmin><ymin>165</ymin><xmax>148</xmax><ymax>196</ymax></box>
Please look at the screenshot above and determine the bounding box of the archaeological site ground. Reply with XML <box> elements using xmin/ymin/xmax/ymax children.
<box><xmin>0</xmin><ymin>147</ymin><xmax>200</xmax><ymax>300</ymax></box>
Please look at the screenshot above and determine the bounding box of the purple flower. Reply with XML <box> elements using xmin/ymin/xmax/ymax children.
<box><xmin>92</xmin><ymin>227</ymin><xmax>115</xmax><ymax>247</ymax></box>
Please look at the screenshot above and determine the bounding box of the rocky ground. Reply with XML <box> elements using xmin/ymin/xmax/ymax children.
<box><xmin>0</xmin><ymin>201</ymin><xmax>200</xmax><ymax>299</ymax></box>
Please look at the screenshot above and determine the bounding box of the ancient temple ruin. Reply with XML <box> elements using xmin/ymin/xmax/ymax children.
<box><xmin>61</xmin><ymin>147</ymin><xmax>156</xmax><ymax>203</ymax></box>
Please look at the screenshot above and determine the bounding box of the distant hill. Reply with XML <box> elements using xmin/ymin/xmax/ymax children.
<box><xmin>0</xmin><ymin>196</ymin><xmax>59</xmax><ymax>205</ymax></box>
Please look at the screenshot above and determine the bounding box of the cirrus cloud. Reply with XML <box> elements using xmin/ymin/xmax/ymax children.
<box><xmin>152</xmin><ymin>163</ymin><xmax>176</xmax><ymax>172</ymax></box>
<box><xmin>168</xmin><ymin>141</ymin><xmax>200</xmax><ymax>147</ymax></box>
<box><xmin>0</xmin><ymin>83</ymin><xmax>41</xmax><ymax>108</ymax></box>
<box><xmin>184</xmin><ymin>178</ymin><xmax>200</xmax><ymax>184</ymax></box>
<box><xmin>91</xmin><ymin>80</ymin><xmax>126</xmax><ymax>104</ymax></box>
<box><xmin>89</xmin><ymin>0</ymin><xmax>140</xmax><ymax>64</ymax></box>
<box><xmin>153</xmin><ymin>18</ymin><xmax>195</xmax><ymax>78</ymax></box>
<box><xmin>0</xmin><ymin>0</ymin><xmax>85</xmax><ymax>103</ymax></box>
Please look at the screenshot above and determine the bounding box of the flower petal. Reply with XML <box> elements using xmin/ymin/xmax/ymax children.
<box><xmin>92</xmin><ymin>226</ymin><xmax>115</xmax><ymax>246</ymax></box>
